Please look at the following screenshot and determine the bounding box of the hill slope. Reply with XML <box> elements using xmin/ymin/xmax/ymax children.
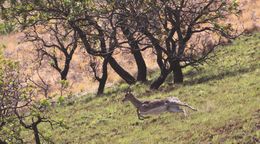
<box><xmin>1</xmin><ymin>0</ymin><xmax>260</xmax><ymax>94</ymax></box>
<box><xmin>28</xmin><ymin>33</ymin><xmax>259</xmax><ymax>143</ymax></box>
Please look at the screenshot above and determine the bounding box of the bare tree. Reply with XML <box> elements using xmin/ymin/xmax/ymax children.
<box><xmin>2</xmin><ymin>0</ymin><xmax>136</xmax><ymax>94</ymax></box>
<box><xmin>68</xmin><ymin>8</ymin><xmax>136</xmax><ymax>85</ymax></box>
<box><xmin>1</xmin><ymin>0</ymin><xmax>243</xmax><ymax>92</ymax></box>
<box><xmin>23</xmin><ymin>22</ymin><xmax>78</xmax><ymax>81</ymax></box>
<box><xmin>28</xmin><ymin>69</ymin><xmax>50</xmax><ymax>99</ymax></box>
<box><xmin>116</xmin><ymin>0</ymin><xmax>242</xmax><ymax>89</ymax></box>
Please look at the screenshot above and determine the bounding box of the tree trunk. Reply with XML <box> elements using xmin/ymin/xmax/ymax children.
<box><xmin>121</xmin><ymin>26</ymin><xmax>147</xmax><ymax>82</ymax></box>
<box><xmin>150</xmin><ymin>70</ymin><xmax>169</xmax><ymax>89</ymax></box>
<box><xmin>60</xmin><ymin>73</ymin><xmax>67</xmax><ymax>80</ymax></box>
<box><xmin>60</xmin><ymin>59</ymin><xmax>71</xmax><ymax>80</ymax></box>
<box><xmin>108</xmin><ymin>57</ymin><xmax>136</xmax><ymax>84</ymax></box>
<box><xmin>172</xmin><ymin>60</ymin><xmax>183</xmax><ymax>83</ymax></box>
<box><xmin>149</xmin><ymin>41</ymin><xmax>169</xmax><ymax>89</ymax></box>
<box><xmin>97</xmin><ymin>58</ymin><xmax>109</xmax><ymax>95</ymax></box>
<box><xmin>97</xmin><ymin>76</ymin><xmax>106</xmax><ymax>95</ymax></box>
<box><xmin>132</xmin><ymin>48</ymin><xmax>147</xmax><ymax>82</ymax></box>
<box><xmin>32</xmin><ymin>125</ymin><xmax>41</xmax><ymax>144</ymax></box>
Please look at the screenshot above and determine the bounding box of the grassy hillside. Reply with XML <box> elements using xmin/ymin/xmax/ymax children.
<box><xmin>25</xmin><ymin>33</ymin><xmax>260</xmax><ymax>143</ymax></box>
<box><xmin>1</xmin><ymin>0</ymin><xmax>260</xmax><ymax>95</ymax></box>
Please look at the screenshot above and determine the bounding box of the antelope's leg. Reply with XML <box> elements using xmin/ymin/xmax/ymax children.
<box><xmin>137</xmin><ymin>109</ymin><xmax>144</xmax><ymax>120</ymax></box>
<box><xmin>182</xmin><ymin>108</ymin><xmax>187</xmax><ymax>117</ymax></box>
<box><xmin>136</xmin><ymin>109</ymin><xmax>150</xmax><ymax>120</ymax></box>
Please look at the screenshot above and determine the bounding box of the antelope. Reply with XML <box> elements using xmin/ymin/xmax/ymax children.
<box><xmin>122</xmin><ymin>90</ymin><xmax>197</xmax><ymax>120</ymax></box>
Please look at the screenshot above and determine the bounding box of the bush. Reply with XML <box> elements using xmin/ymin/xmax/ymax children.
<box><xmin>0</xmin><ymin>22</ymin><xmax>15</xmax><ymax>35</ymax></box>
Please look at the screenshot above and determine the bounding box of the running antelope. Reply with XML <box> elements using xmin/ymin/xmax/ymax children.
<box><xmin>122</xmin><ymin>90</ymin><xmax>197</xmax><ymax>120</ymax></box>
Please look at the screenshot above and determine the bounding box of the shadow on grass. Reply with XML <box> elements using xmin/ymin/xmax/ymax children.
<box><xmin>76</xmin><ymin>62</ymin><xmax>258</xmax><ymax>103</ymax></box>
<box><xmin>184</xmin><ymin>63</ymin><xmax>259</xmax><ymax>86</ymax></box>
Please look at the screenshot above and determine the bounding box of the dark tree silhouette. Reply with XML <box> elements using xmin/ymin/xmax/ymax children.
<box><xmin>118</xmin><ymin>16</ymin><xmax>148</xmax><ymax>82</ymax></box>
<box><xmin>23</xmin><ymin>23</ymin><xmax>78</xmax><ymax>81</ymax></box>
<box><xmin>89</xmin><ymin>57</ymin><xmax>109</xmax><ymax>95</ymax></box>
<box><xmin>116</xmin><ymin>0</ymin><xmax>242</xmax><ymax>89</ymax></box>
<box><xmin>1</xmin><ymin>0</ymin><xmax>243</xmax><ymax>93</ymax></box>
<box><xmin>7</xmin><ymin>0</ymin><xmax>137</xmax><ymax>93</ymax></box>
<box><xmin>69</xmin><ymin>15</ymin><xmax>136</xmax><ymax>85</ymax></box>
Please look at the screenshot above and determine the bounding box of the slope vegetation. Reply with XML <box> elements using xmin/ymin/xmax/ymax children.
<box><xmin>25</xmin><ymin>33</ymin><xmax>260</xmax><ymax>143</ymax></box>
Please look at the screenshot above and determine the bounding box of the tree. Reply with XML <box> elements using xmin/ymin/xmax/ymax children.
<box><xmin>28</xmin><ymin>69</ymin><xmax>50</xmax><ymax>99</ymax></box>
<box><xmin>0</xmin><ymin>47</ymin><xmax>61</xmax><ymax>143</ymax></box>
<box><xmin>1</xmin><ymin>0</ymin><xmax>136</xmax><ymax>95</ymax></box>
<box><xmin>1</xmin><ymin>0</ymin><xmax>242</xmax><ymax>92</ymax></box>
<box><xmin>116</xmin><ymin>0</ymin><xmax>241</xmax><ymax>89</ymax></box>
<box><xmin>23</xmin><ymin>22</ymin><xmax>78</xmax><ymax>81</ymax></box>
<box><xmin>0</xmin><ymin>47</ymin><xmax>27</xmax><ymax>143</ymax></box>
<box><xmin>88</xmin><ymin>57</ymin><xmax>109</xmax><ymax>95</ymax></box>
<box><xmin>118</xmin><ymin>13</ymin><xmax>148</xmax><ymax>82</ymax></box>
<box><xmin>13</xmin><ymin>100</ymin><xmax>60</xmax><ymax>144</ymax></box>
<box><xmin>67</xmin><ymin>1</ymin><xmax>137</xmax><ymax>85</ymax></box>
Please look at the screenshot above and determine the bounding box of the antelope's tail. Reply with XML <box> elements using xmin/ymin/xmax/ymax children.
<box><xmin>167</xmin><ymin>98</ymin><xmax>197</xmax><ymax>111</ymax></box>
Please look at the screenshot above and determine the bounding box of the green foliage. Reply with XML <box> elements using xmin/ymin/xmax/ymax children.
<box><xmin>0</xmin><ymin>46</ymin><xmax>24</xmax><ymax>143</ymax></box>
<box><xmin>0</xmin><ymin>118</ymin><xmax>23</xmax><ymax>143</ymax></box>
<box><xmin>40</xmin><ymin>99</ymin><xmax>51</xmax><ymax>107</ymax></box>
<box><xmin>1</xmin><ymin>0</ymin><xmax>95</xmax><ymax>25</ymax></box>
<box><xmin>59</xmin><ymin>80</ymin><xmax>69</xmax><ymax>89</ymax></box>
<box><xmin>58</xmin><ymin>80</ymin><xmax>70</xmax><ymax>98</ymax></box>
<box><xmin>58</xmin><ymin>96</ymin><xmax>65</xmax><ymax>106</ymax></box>
<box><xmin>0</xmin><ymin>46</ymin><xmax>55</xmax><ymax>143</ymax></box>
<box><xmin>0</xmin><ymin>22</ymin><xmax>15</xmax><ymax>35</ymax></box>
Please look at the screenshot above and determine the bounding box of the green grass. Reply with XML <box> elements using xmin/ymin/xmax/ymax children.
<box><xmin>25</xmin><ymin>33</ymin><xmax>260</xmax><ymax>143</ymax></box>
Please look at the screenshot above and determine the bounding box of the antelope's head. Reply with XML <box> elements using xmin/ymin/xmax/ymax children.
<box><xmin>122</xmin><ymin>89</ymin><xmax>133</xmax><ymax>102</ymax></box>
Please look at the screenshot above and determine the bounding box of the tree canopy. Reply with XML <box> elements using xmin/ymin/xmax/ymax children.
<box><xmin>0</xmin><ymin>0</ymin><xmax>241</xmax><ymax>92</ymax></box>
